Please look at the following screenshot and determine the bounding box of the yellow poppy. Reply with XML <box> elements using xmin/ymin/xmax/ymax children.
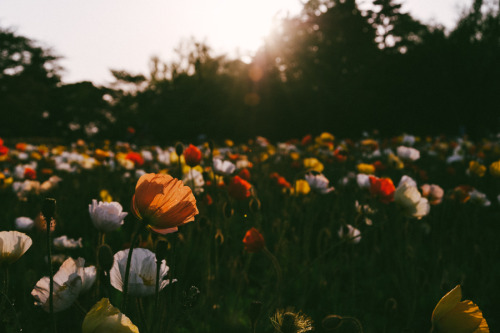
<box><xmin>489</xmin><ymin>160</ymin><xmax>500</xmax><ymax>177</ymax></box>
<box><xmin>82</xmin><ymin>298</ymin><xmax>138</xmax><ymax>333</ymax></box>
<box><xmin>432</xmin><ymin>285</ymin><xmax>489</xmax><ymax>333</ymax></box>
<box><xmin>357</xmin><ymin>163</ymin><xmax>375</xmax><ymax>175</ymax></box>
<box><xmin>468</xmin><ymin>161</ymin><xmax>486</xmax><ymax>177</ymax></box>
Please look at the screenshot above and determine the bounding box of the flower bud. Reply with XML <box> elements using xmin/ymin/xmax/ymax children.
<box><xmin>322</xmin><ymin>315</ymin><xmax>343</xmax><ymax>331</ymax></box>
<box><xmin>97</xmin><ymin>244</ymin><xmax>114</xmax><ymax>272</ymax></box>
<box><xmin>41</xmin><ymin>198</ymin><xmax>56</xmax><ymax>221</ymax></box>
<box><xmin>175</xmin><ymin>142</ymin><xmax>184</xmax><ymax>157</ymax></box>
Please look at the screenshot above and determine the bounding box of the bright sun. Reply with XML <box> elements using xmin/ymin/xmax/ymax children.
<box><xmin>203</xmin><ymin>0</ymin><xmax>303</xmax><ymax>56</ymax></box>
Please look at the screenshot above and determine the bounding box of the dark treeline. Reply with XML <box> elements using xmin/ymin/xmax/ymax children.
<box><xmin>1</xmin><ymin>0</ymin><xmax>499</xmax><ymax>143</ymax></box>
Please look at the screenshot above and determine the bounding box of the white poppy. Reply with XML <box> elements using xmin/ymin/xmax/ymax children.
<box><xmin>213</xmin><ymin>158</ymin><xmax>236</xmax><ymax>175</ymax></box>
<box><xmin>110</xmin><ymin>248</ymin><xmax>173</xmax><ymax>297</ymax></box>
<box><xmin>89</xmin><ymin>200</ymin><xmax>128</xmax><ymax>232</ymax></box>
<box><xmin>397</xmin><ymin>146</ymin><xmax>420</xmax><ymax>161</ymax></box>
<box><xmin>15</xmin><ymin>217</ymin><xmax>35</xmax><ymax>231</ymax></box>
<box><xmin>394</xmin><ymin>182</ymin><xmax>430</xmax><ymax>219</ymax></box>
<box><xmin>338</xmin><ymin>225</ymin><xmax>361</xmax><ymax>244</ymax></box>
<box><xmin>183</xmin><ymin>169</ymin><xmax>205</xmax><ymax>194</ymax></box>
<box><xmin>53</xmin><ymin>235</ymin><xmax>83</xmax><ymax>249</ymax></box>
<box><xmin>32</xmin><ymin>257</ymin><xmax>96</xmax><ymax>312</ymax></box>
<box><xmin>305</xmin><ymin>173</ymin><xmax>334</xmax><ymax>194</ymax></box>
<box><xmin>0</xmin><ymin>231</ymin><xmax>32</xmax><ymax>264</ymax></box>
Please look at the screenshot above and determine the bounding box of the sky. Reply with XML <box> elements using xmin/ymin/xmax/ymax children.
<box><xmin>0</xmin><ymin>0</ymin><xmax>473</xmax><ymax>85</ymax></box>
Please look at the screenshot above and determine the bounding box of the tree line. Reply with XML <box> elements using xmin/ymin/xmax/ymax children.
<box><xmin>1</xmin><ymin>0</ymin><xmax>499</xmax><ymax>143</ymax></box>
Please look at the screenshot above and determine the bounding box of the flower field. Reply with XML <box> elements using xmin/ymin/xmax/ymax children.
<box><xmin>0</xmin><ymin>133</ymin><xmax>498</xmax><ymax>332</ymax></box>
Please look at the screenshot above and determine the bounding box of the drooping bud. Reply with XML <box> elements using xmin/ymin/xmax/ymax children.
<box><xmin>322</xmin><ymin>315</ymin><xmax>343</xmax><ymax>331</ymax></box>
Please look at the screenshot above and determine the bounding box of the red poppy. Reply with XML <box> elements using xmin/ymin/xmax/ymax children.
<box><xmin>243</xmin><ymin>227</ymin><xmax>265</xmax><ymax>253</ymax></box>
<box><xmin>132</xmin><ymin>173</ymin><xmax>199</xmax><ymax>234</ymax></box>
<box><xmin>24</xmin><ymin>167</ymin><xmax>37</xmax><ymax>180</ymax></box>
<box><xmin>238</xmin><ymin>168</ymin><xmax>251</xmax><ymax>181</ymax></box>
<box><xmin>227</xmin><ymin>176</ymin><xmax>252</xmax><ymax>200</ymax></box>
<box><xmin>125</xmin><ymin>152</ymin><xmax>144</xmax><ymax>166</ymax></box>
<box><xmin>184</xmin><ymin>144</ymin><xmax>202</xmax><ymax>167</ymax></box>
<box><xmin>276</xmin><ymin>176</ymin><xmax>292</xmax><ymax>189</ymax></box>
<box><xmin>15</xmin><ymin>143</ymin><xmax>27</xmax><ymax>151</ymax></box>
<box><xmin>301</xmin><ymin>134</ymin><xmax>313</xmax><ymax>146</ymax></box>
<box><xmin>369</xmin><ymin>176</ymin><xmax>395</xmax><ymax>203</ymax></box>
<box><xmin>0</xmin><ymin>145</ymin><xmax>8</xmax><ymax>156</ymax></box>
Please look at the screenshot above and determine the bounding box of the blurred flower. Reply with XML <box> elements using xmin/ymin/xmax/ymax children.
<box><xmin>40</xmin><ymin>175</ymin><xmax>63</xmax><ymax>193</ymax></box>
<box><xmin>125</xmin><ymin>152</ymin><xmax>144</xmax><ymax>167</ymax></box>
<box><xmin>110</xmin><ymin>248</ymin><xmax>173</xmax><ymax>297</ymax></box>
<box><xmin>397</xmin><ymin>146</ymin><xmax>420</xmax><ymax>161</ymax></box>
<box><xmin>213</xmin><ymin>158</ymin><xmax>236</xmax><ymax>175</ymax></box>
<box><xmin>89</xmin><ymin>200</ymin><xmax>128</xmax><ymax>233</ymax></box>
<box><xmin>271</xmin><ymin>308</ymin><xmax>313</xmax><ymax>333</ymax></box>
<box><xmin>293</xmin><ymin>179</ymin><xmax>311</xmax><ymax>196</ymax></box>
<box><xmin>431</xmin><ymin>285</ymin><xmax>488</xmax><ymax>333</ymax></box>
<box><xmin>369</xmin><ymin>176</ymin><xmax>395</xmax><ymax>203</ymax></box>
<box><xmin>12</xmin><ymin>180</ymin><xmax>40</xmax><ymax>200</ymax></box>
<box><xmin>488</xmin><ymin>160</ymin><xmax>500</xmax><ymax>177</ymax></box>
<box><xmin>227</xmin><ymin>175</ymin><xmax>252</xmax><ymax>200</ymax></box>
<box><xmin>184</xmin><ymin>144</ymin><xmax>202</xmax><ymax>167</ymax></box>
<box><xmin>132</xmin><ymin>173</ymin><xmax>198</xmax><ymax>234</ymax></box>
<box><xmin>305</xmin><ymin>173</ymin><xmax>334</xmax><ymax>194</ymax></box>
<box><xmin>82</xmin><ymin>298</ymin><xmax>139</xmax><ymax>333</ymax></box>
<box><xmin>53</xmin><ymin>235</ymin><xmax>83</xmax><ymax>249</ymax></box>
<box><xmin>0</xmin><ymin>231</ymin><xmax>32</xmax><ymax>264</ymax></box>
<box><xmin>238</xmin><ymin>168</ymin><xmax>251</xmax><ymax>181</ymax></box>
<box><xmin>0</xmin><ymin>172</ymin><xmax>14</xmax><ymax>189</ymax></box>
<box><xmin>32</xmin><ymin>257</ymin><xmax>96</xmax><ymax>312</ymax></box>
<box><xmin>467</xmin><ymin>161</ymin><xmax>486</xmax><ymax>177</ymax></box>
<box><xmin>303</xmin><ymin>158</ymin><xmax>324</xmax><ymax>173</ymax></box>
<box><xmin>388</xmin><ymin>153</ymin><xmax>404</xmax><ymax>169</ymax></box>
<box><xmin>35</xmin><ymin>212</ymin><xmax>56</xmax><ymax>232</ymax></box>
<box><xmin>183</xmin><ymin>169</ymin><xmax>205</xmax><ymax>195</ymax></box>
<box><xmin>15</xmin><ymin>216</ymin><xmax>35</xmax><ymax>231</ymax></box>
<box><xmin>357</xmin><ymin>163</ymin><xmax>375</xmax><ymax>175</ymax></box>
<box><xmin>450</xmin><ymin>185</ymin><xmax>473</xmax><ymax>203</ymax></box>
<box><xmin>100</xmin><ymin>189</ymin><xmax>113</xmax><ymax>202</ymax></box>
<box><xmin>94</xmin><ymin>148</ymin><xmax>110</xmax><ymax>162</ymax></box>
<box><xmin>356</xmin><ymin>173</ymin><xmax>371</xmax><ymax>189</ymax></box>
<box><xmin>394</xmin><ymin>181</ymin><xmax>430</xmax><ymax>219</ymax></box>
<box><xmin>243</xmin><ymin>228</ymin><xmax>265</xmax><ymax>253</ymax></box>
<box><xmin>469</xmin><ymin>189</ymin><xmax>491</xmax><ymax>207</ymax></box>
<box><xmin>338</xmin><ymin>224</ymin><xmax>361</xmax><ymax>244</ymax></box>
<box><xmin>420</xmin><ymin>184</ymin><xmax>444</xmax><ymax>205</ymax></box>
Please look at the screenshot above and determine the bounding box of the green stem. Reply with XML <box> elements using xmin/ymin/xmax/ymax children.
<box><xmin>0</xmin><ymin>289</ymin><xmax>21</xmax><ymax>332</ymax></box>
<box><xmin>262</xmin><ymin>247</ymin><xmax>282</xmax><ymax>306</ymax></box>
<box><xmin>122</xmin><ymin>225</ymin><xmax>141</xmax><ymax>312</ymax></box>
<box><xmin>46</xmin><ymin>218</ymin><xmax>56</xmax><ymax>333</ymax></box>
<box><xmin>153</xmin><ymin>255</ymin><xmax>161</xmax><ymax>333</ymax></box>
<box><xmin>137</xmin><ymin>298</ymin><xmax>150</xmax><ymax>333</ymax></box>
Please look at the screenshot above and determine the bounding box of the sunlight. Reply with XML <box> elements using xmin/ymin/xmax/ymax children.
<box><xmin>202</xmin><ymin>0</ymin><xmax>302</xmax><ymax>56</ymax></box>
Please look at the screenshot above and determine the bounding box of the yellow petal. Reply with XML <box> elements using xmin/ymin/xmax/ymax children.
<box><xmin>432</xmin><ymin>285</ymin><xmax>462</xmax><ymax>322</ymax></box>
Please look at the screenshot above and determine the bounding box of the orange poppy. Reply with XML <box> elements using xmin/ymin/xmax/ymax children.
<box><xmin>227</xmin><ymin>176</ymin><xmax>252</xmax><ymax>200</ymax></box>
<box><xmin>131</xmin><ymin>173</ymin><xmax>198</xmax><ymax>234</ymax></box>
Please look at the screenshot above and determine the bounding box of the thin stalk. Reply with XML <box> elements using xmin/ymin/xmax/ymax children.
<box><xmin>152</xmin><ymin>255</ymin><xmax>161</xmax><ymax>333</ymax></box>
<box><xmin>262</xmin><ymin>247</ymin><xmax>282</xmax><ymax>306</ymax></box>
<box><xmin>46</xmin><ymin>218</ymin><xmax>56</xmax><ymax>333</ymax></box>
<box><xmin>0</xmin><ymin>289</ymin><xmax>21</xmax><ymax>332</ymax></box>
<box><xmin>122</xmin><ymin>224</ymin><xmax>141</xmax><ymax>312</ymax></box>
<box><xmin>136</xmin><ymin>298</ymin><xmax>150</xmax><ymax>333</ymax></box>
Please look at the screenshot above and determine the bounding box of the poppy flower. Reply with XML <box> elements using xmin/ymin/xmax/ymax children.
<box><xmin>125</xmin><ymin>152</ymin><xmax>144</xmax><ymax>167</ymax></box>
<box><xmin>467</xmin><ymin>161</ymin><xmax>486</xmax><ymax>177</ymax></box>
<box><xmin>0</xmin><ymin>231</ymin><xmax>32</xmax><ymax>264</ymax></box>
<box><xmin>431</xmin><ymin>285</ymin><xmax>488</xmax><ymax>333</ymax></box>
<box><xmin>238</xmin><ymin>168</ymin><xmax>251</xmax><ymax>181</ymax></box>
<box><xmin>227</xmin><ymin>176</ymin><xmax>252</xmax><ymax>200</ymax></box>
<box><xmin>110</xmin><ymin>248</ymin><xmax>173</xmax><ymax>297</ymax></box>
<box><xmin>132</xmin><ymin>173</ymin><xmax>198</xmax><ymax>234</ymax></box>
<box><xmin>489</xmin><ymin>160</ymin><xmax>500</xmax><ymax>177</ymax></box>
<box><xmin>89</xmin><ymin>200</ymin><xmax>128</xmax><ymax>233</ymax></box>
<box><xmin>82</xmin><ymin>298</ymin><xmax>138</xmax><ymax>333</ymax></box>
<box><xmin>369</xmin><ymin>176</ymin><xmax>395</xmax><ymax>203</ymax></box>
<box><xmin>0</xmin><ymin>145</ymin><xmax>8</xmax><ymax>156</ymax></box>
<box><xmin>421</xmin><ymin>184</ymin><xmax>444</xmax><ymax>205</ymax></box>
<box><xmin>243</xmin><ymin>228</ymin><xmax>265</xmax><ymax>253</ymax></box>
<box><xmin>394</xmin><ymin>181</ymin><xmax>430</xmax><ymax>219</ymax></box>
<box><xmin>357</xmin><ymin>163</ymin><xmax>375</xmax><ymax>175</ymax></box>
<box><xmin>23</xmin><ymin>167</ymin><xmax>37</xmax><ymax>180</ymax></box>
<box><xmin>32</xmin><ymin>257</ymin><xmax>96</xmax><ymax>312</ymax></box>
<box><xmin>184</xmin><ymin>144</ymin><xmax>202</xmax><ymax>167</ymax></box>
